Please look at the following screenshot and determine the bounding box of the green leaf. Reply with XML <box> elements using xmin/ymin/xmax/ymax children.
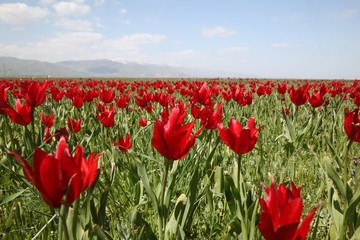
<box><xmin>344</xmin><ymin>189</ymin><xmax>360</xmax><ymax>228</ymax></box>
<box><xmin>326</xmin><ymin>162</ymin><xmax>346</xmax><ymax>200</ymax></box>
<box><xmin>93</xmin><ymin>224</ymin><xmax>113</xmax><ymax>240</ymax></box>
<box><xmin>1</xmin><ymin>189</ymin><xmax>26</xmax><ymax>205</ymax></box>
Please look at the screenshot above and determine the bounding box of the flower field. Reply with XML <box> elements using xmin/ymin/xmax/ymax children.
<box><xmin>0</xmin><ymin>78</ymin><xmax>359</xmax><ymax>240</ymax></box>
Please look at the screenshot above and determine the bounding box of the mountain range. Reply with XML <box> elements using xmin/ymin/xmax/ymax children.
<box><xmin>0</xmin><ymin>56</ymin><xmax>248</xmax><ymax>78</ymax></box>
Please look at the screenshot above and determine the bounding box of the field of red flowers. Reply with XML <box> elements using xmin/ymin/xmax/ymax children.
<box><xmin>0</xmin><ymin>78</ymin><xmax>359</xmax><ymax>240</ymax></box>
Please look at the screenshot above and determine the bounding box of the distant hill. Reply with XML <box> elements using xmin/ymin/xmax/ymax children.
<box><xmin>57</xmin><ymin>59</ymin><xmax>189</xmax><ymax>78</ymax></box>
<box><xmin>0</xmin><ymin>56</ymin><xmax>85</xmax><ymax>78</ymax></box>
<box><xmin>0</xmin><ymin>56</ymin><xmax>250</xmax><ymax>78</ymax></box>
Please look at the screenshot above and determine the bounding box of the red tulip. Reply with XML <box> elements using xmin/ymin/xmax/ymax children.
<box><xmin>8</xmin><ymin>137</ymin><xmax>101</xmax><ymax>208</ymax></box>
<box><xmin>100</xmin><ymin>87</ymin><xmax>115</xmax><ymax>103</ymax></box>
<box><xmin>0</xmin><ymin>85</ymin><xmax>10</xmax><ymax>115</ymax></box>
<box><xmin>67</xmin><ymin>117</ymin><xmax>82</xmax><ymax>133</ymax></box>
<box><xmin>308</xmin><ymin>90</ymin><xmax>325</xmax><ymax>108</ymax></box>
<box><xmin>258</xmin><ymin>179</ymin><xmax>318</xmax><ymax>240</ymax></box>
<box><xmin>139</xmin><ymin>118</ymin><xmax>147</xmax><ymax>127</ymax></box>
<box><xmin>55</xmin><ymin>127</ymin><xmax>69</xmax><ymax>141</ymax></box>
<box><xmin>43</xmin><ymin>126</ymin><xmax>52</xmax><ymax>143</ymax></box>
<box><xmin>40</xmin><ymin>112</ymin><xmax>54</xmax><ymax>128</ymax></box>
<box><xmin>344</xmin><ymin>108</ymin><xmax>360</xmax><ymax>142</ymax></box>
<box><xmin>115</xmin><ymin>92</ymin><xmax>130</xmax><ymax>109</ymax></box>
<box><xmin>288</xmin><ymin>86</ymin><xmax>308</xmax><ymax>106</ymax></box>
<box><xmin>218</xmin><ymin>117</ymin><xmax>260</xmax><ymax>155</ymax></box>
<box><xmin>113</xmin><ymin>133</ymin><xmax>132</xmax><ymax>152</ymax></box>
<box><xmin>152</xmin><ymin>105</ymin><xmax>202</xmax><ymax>160</ymax></box>
<box><xmin>96</xmin><ymin>104</ymin><xmax>116</xmax><ymax>128</ymax></box>
<box><xmin>5</xmin><ymin>99</ymin><xmax>32</xmax><ymax>126</ymax></box>
<box><xmin>21</xmin><ymin>80</ymin><xmax>47</xmax><ymax>107</ymax></box>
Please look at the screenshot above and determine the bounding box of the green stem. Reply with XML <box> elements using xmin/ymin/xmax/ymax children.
<box><xmin>159</xmin><ymin>158</ymin><xmax>170</xmax><ymax>240</ymax></box>
<box><xmin>4</xmin><ymin>116</ymin><xmax>15</xmax><ymax>150</ymax></box>
<box><xmin>342</xmin><ymin>139</ymin><xmax>353</xmax><ymax>204</ymax></box>
<box><xmin>31</xmin><ymin>110</ymin><xmax>36</xmax><ymax>147</ymax></box>
<box><xmin>58</xmin><ymin>204</ymin><xmax>70</xmax><ymax>240</ymax></box>
<box><xmin>236</xmin><ymin>154</ymin><xmax>242</xmax><ymax>189</ymax></box>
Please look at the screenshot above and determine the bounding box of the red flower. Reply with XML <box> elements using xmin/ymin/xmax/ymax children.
<box><xmin>40</xmin><ymin>112</ymin><xmax>54</xmax><ymax>128</ymax></box>
<box><xmin>113</xmin><ymin>133</ymin><xmax>132</xmax><ymax>152</ymax></box>
<box><xmin>152</xmin><ymin>105</ymin><xmax>202</xmax><ymax>160</ymax></box>
<box><xmin>217</xmin><ymin>117</ymin><xmax>260</xmax><ymax>155</ymax></box>
<box><xmin>308</xmin><ymin>90</ymin><xmax>325</xmax><ymax>108</ymax></box>
<box><xmin>115</xmin><ymin>92</ymin><xmax>130</xmax><ymax>109</ymax></box>
<box><xmin>8</xmin><ymin>137</ymin><xmax>101</xmax><ymax>208</ymax></box>
<box><xmin>67</xmin><ymin>117</ymin><xmax>82</xmax><ymax>133</ymax></box>
<box><xmin>0</xmin><ymin>85</ymin><xmax>10</xmax><ymax>115</ymax></box>
<box><xmin>96</xmin><ymin>104</ymin><xmax>116</xmax><ymax>128</ymax></box>
<box><xmin>5</xmin><ymin>99</ymin><xmax>32</xmax><ymax>126</ymax></box>
<box><xmin>139</xmin><ymin>118</ymin><xmax>147</xmax><ymax>127</ymax></box>
<box><xmin>43</xmin><ymin>126</ymin><xmax>52</xmax><ymax>143</ymax></box>
<box><xmin>21</xmin><ymin>80</ymin><xmax>47</xmax><ymax>107</ymax></box>
<box><xmin>283</xmin><ymin>108</ymin><xmax>290</xmax><ymax>116</ymax></box>
<box><xmin>288</xmin><ymin>86</ymin><xmax>308</xmax><ymax>106</ymax></box>
<box><xmin>258</xmin><ymin>179</ymin><xmax>319</xmax><ymax>240</ymax></box>
<box><xmin>55</xmin><ymin>127</ymin><xmax>69</xmax><ymax>141</ymax></box>
<box><xmin>344</xmin><ymin>108</ymin><xmax>360</xmax><ymax>142</ymax></box>
<box><xmin>100</xmin><ymin>87</ymin><xmax>115</xmax><ymax>103</ymax></box>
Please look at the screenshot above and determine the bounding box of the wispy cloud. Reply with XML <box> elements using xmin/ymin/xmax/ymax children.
<box><xmin>53</xmin><ymin>1</ymin><xmax>90</xmax><ymax>16</ymax></box>
<box><xmin>94</xmin><ymin>0</ymin><xmax>106</xmax><ymax>6</ymax></box>
<box><xmin>201</xmin><ymin>26</ymin><xmax>236</xmax><ymax>38</ymax></box>
<box><xmin>0</xmin><ymin>3</ymin><xmax>49</xmax><ymax>25</ymax></box>
<box><xmin>102</xmin><ymin>33</ymin><xmax>166</xmax><ymax>50</ymax></box>
<box><xmin>329</xmin><ymin>9</ymin><xmax>358</xmax><ymax>20</ymax></box>
<box><xmin>219</xmin><ymin>47</ymin><xmax>249</xmax><ymax>54</ymax></box>
<box><xmin>271</xmin><ymin>13</ymin><xmax>299</xmax><ymax>23</ymax></box>
<box><xmin>270</xmin><ymin>43</ymin><xmax>291</xmax><ymax>48</ymax></box>
<box><xmin>55</xmin><ymin>18</ymin><xmax>93</xmax><ymax>31</ymax></box>
<box><xmin>118</xmin><ymin>8</ymin><xmax>127</xmax><ymax>14</ymax></box>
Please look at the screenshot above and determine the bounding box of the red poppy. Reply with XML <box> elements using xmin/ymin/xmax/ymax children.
<box><xmin>344</xmin><ymin>108</ymin><xmax>360</xmax><ymax>142</ymax></box>
<box><xmin>258</xmin><ymin>179</ymin><xmax>318</xmax><ymax>240</ymax></box>
<box><xmin>67</xmin><ymin>117</ymin><xmax>82</xmax><ymax>133</ymax></box>
<box><xmin>113</xmin><ymin>133</ymin><xmax>132</xmax><ymax>152</ymax></box>
<box><xmin>5</xmin><ymin>99</ymin><xmax>32</xmax><ymax>126</ymax></box>
<box><xmin>152</xmin><ymin>105</ymin><xmax>202</xmax><ymax>160</ymax></box>
<box><xmin>217</xmin><ymin>117</ymin><xmax>260</xmax><ymax>155</ymax></box>
<box><xmin>8</xmin><ymin>137</ymin><xmax>101</xmax><ymax>208</ymax></box>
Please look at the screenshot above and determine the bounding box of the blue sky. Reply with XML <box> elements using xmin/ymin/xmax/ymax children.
<box><xmin>0</xmin><ymin>0</ymin><xmax>359</xmax><ymax>79</ymax></box>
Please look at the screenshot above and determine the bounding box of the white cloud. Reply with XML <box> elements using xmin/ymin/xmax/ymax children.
<box><xmin>53</xmin><ymin>1</ymin><xmax>90</xmax><ymax>16</ymax></box>
<box><xmin>0</xmin><ymin>31</ymin><xmax>103</xmax><ymax>62</ymax></box>
<box><xmin>329</xmin><ymin>9</ymin><xmax>358</xmax><ymax>20</ymax></box>
<box><xmin>0</xmin><ymin>3</ymin><xmax>49</xmax><ymax>25</ymax></box>
<box><xmin>39</xmin><ymin>0</ymin><xmax>55</xmax><ymax>4</ymax></box>
<box><xmin>270</xmin><ymin>43</ymin><xmax>291</xmax><ymax>48</ymax></box>
<box><xmin>94</xmin><ymin>0</ymin><xmax>106</xmax><ymax>6</ymax></box>
<box><xmin>219</xmin><ymin>47</ymin><xmax>249</xmax><ymax>54</ymax></box>
<box><xmin>103</xmin><ymin>34</ymin><xmax>166</xmax><ymax>50</ymax></box>
<box><xmin>201</xmin><ymin>26</ymin><xmax>236</xmax><ymax>38</ymax></box>
<box><xmin>118</xmin><ymin>8</ymin><xmax>127</xmax><ymax>14</ymax></box>
<box><xmin>121</xmin><ymin>19</ymin><xmax>131</xmax><ymax>25</ymax></box>
<box><xmin>55</xmin><ymin>18</ymin><xmax>93</xmax><ymax>31</ymax></box>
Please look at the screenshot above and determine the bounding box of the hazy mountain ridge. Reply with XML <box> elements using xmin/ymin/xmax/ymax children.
<box><xmin>0</xmin><ymin>56</ymin><xmax>248</xmax><ymax>78</ymax></box>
